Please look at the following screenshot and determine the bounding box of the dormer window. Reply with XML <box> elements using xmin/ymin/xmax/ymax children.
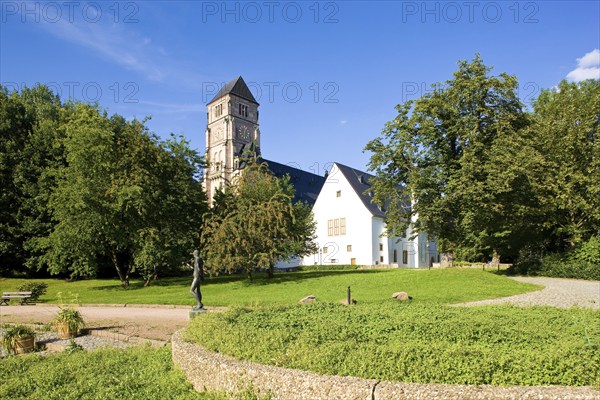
<box><xmin>239</xmin><ymin>103</ymin><xmax>248</xmax><ymax>117</ymax></box>
<box><xmin>336</xmin><ymin>190</ymin><xmax>341</xmax><ymax>197</ymax></box>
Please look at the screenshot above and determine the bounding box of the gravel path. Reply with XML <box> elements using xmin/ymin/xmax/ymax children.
<box><xmin>457</xmin><ymin>276</ymin><xmax>600</xmax><ymax>308</ymax></box>
<box><xmin>0</xmin><ymin>325</ymin><xmax>136</xmax><ymax>358</ymax></box>
<box><xmin>0</xmin><ymin>304</ymin><xmax>197</xmax><ymax>341</ymax></box>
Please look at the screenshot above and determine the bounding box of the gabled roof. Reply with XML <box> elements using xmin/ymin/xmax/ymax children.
<box><xmin>334</xmin><ymin>163</ymin><xmax>386</xmax><ymax>217</ymax></box>
<box><xmin>334</xmin><ymin>162</ymin><xmax>409</xmax><ymax>218</ymax></box>
<box><xmin>262</xmin><ymin>159</ymin><xmax>326</xmax><ymax>206</ymax></box>
<box><xmin>208</xmin><ymin>76</ymin><xmax>259</xmax><ymax>105</ymax></box>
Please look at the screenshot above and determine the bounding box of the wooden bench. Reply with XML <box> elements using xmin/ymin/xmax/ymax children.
<box><xmin>0</xmin><ymin>291</ymin><xmax>33</xmax><ymax>305</ymax></box>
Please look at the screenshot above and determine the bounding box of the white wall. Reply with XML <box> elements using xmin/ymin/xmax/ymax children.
<box><xmin>303</xmin><ymin>164</ymin><xmax>374</xmax><ymax>266</ymax></box>
<box><xmin>302</xmin><ymin>163</ymin><xmax>440</xmax><ymax>268</ymax></box>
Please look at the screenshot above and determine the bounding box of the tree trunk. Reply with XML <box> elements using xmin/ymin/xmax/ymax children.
<box><xmin>112</xmin><ymin>252</ymin><xmax>130</xmax><ymax>287</ymax></box>
<box><xmin>440</xmin><ymin>252</ymin><xmax>453</xmax><ymax>268</ymax></box>
<box><xmin>266</xmin><ymin>264</ymin><xmax>274</xmax><ymax>279</ymax></box>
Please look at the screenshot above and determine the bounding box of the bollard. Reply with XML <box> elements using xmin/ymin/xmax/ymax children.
<box><xmin>347</xmin><ymin>286</ymin><xmax>351</xmax><ymax>305</ymax></box>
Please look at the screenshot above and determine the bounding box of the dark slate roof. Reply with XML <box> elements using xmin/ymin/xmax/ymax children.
<box><xmin>262</xmin><ymin>159</ymin><xmax>325</xmax><ymax>206</ymax></box>
<box><xmin>334</xmin><ymin>163</ymin><xmax>385</xmax><ymax>217</ymax></box>
<box><xmin>335</xmin><ymin>162</ymin><xmax>409</xmax><ymax>218</ymax></box>
<box><xmin>208</xmin><ymin>76</ymin><xmax>259</xmax><ymax>105</ymax></box>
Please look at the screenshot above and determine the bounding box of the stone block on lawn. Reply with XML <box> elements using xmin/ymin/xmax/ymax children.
<box><xmin>299</xmin><ymin>295</ymin><xmax>317</xmax><ymax>304</ymax></box>
<box><xmin>392</xmin><ymin>292</ymin><xmax>411</xmax><ymax>301</ymax></box>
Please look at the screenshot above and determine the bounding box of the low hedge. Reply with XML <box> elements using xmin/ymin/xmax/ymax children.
<box><xmin>296</xmin><ymin>265</ymin><xmax>359</xmax><ymax>272</ymax></box>
<box><xmin>184</xmin><ymin>302</ymin><xmax>600</xmax><ymax>387</ymax></box>
<box><xmin>538</xmin><ymin>255</ymin><xmax>599</xmax><ymax>281</ymax></box>
<box><xmin>515</xmin><ymin>236</ymin><xmax>599</xmax><ymax>281</ymax></box>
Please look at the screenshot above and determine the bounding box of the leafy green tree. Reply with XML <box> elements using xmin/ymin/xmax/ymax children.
<box><xmin>0</xmin><ymin>85</ymin><xmax>65</xmax><ymax>275</ymax></box>
<box><xmin>200</xmin><ymin>162</ymin><xmax>317</xmax><ymax>279</ymax></box>
<box><xmin>37</xmin><ymin>103</ymin><xmax>206</xmax><ymax>286</ymax></box>
<box><xmin>365</xmin><ymin>55</ymin><xmax>531</xmax><ymax>263</ymax></box>
<box><xmin>526</xmin><ymin>79</ymin><xmax>599</xmax><ymax>249</ymax></box>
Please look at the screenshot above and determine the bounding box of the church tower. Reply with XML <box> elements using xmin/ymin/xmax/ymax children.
<box><xmin>204</xmin><ymin>76</ymin><xmax>260</xmax><ymax>202</ymax></box>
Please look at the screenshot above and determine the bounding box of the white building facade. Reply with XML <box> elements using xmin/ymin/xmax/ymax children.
<box><xmin>301</xmin><ymin>163</ymin><xmax>438</xmax><ymax>268</ymax></box>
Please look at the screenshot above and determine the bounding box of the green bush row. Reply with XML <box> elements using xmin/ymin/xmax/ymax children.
<box><xmin>184</xmin><ymin>302</ymin><xmax>600</xmax><ymax>387</ymax></box>
<box><xmin>514</xmin><ymin>236</ymin><xmax>600</xmax><ymax>281</ymax></box>
<box><xmin>538</xmin><ymin>256</ymin><xmax>599</xmax><ymax>281</ymax></box>
<box><xmin>296</xmin><ymin>264</ymin><xmax>359</xmax><ymax>272</ymax></box>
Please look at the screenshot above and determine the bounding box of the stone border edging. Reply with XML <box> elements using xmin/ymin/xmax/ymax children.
<box><xmin>171</xmin><ymin>330</ymin><xmax>600</xmax><ymax>400</ymax></box>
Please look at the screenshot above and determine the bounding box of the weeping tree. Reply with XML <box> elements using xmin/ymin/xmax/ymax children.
<box><xmin>200</xmin><ymin>161</ymin><xmax>317</xmax><ymax>279</ymax></box>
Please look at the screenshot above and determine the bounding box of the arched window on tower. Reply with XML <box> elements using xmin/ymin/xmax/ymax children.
<box><xmin>213</xmin><ymin>152</ymin><xmax>218</xmax><ymax>171</ymax></box>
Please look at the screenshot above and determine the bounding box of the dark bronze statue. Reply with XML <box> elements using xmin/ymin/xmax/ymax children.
<box><xmin>190</xmin><ymin>250</ymin><xmax>204</xmax><ymax>310</ymax></box>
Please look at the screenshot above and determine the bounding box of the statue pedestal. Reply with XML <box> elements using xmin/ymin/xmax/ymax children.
<box><xmin>189</xmin><ymin>308</ymin><xmax>208</xmax><ymax>319</ymax></box>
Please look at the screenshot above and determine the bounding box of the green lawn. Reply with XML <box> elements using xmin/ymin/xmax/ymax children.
<box><xmin>184</xmin><ymin>303</ymin><xmax>600</xmax><ymax>387</ymax></box>
<box><xmin>0</xmin><ymin>269</ymin><xmax>540</xmax><ymax>306</ymax></box>
<box><xmin>0</xmin><ymin>346</ymin><xmax>229</xmax><ymax>400</ymax></box>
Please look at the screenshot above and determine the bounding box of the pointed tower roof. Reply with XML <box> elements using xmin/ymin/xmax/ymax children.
<box><xmin>208</xmin><ymin>76</ymin><xmax>259</xmax><ymax>105</ymax></box>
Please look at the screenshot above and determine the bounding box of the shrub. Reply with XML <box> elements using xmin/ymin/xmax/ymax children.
<box><xmin>538</xmin><ymin>254</ymin><xmax>599</xmax><ymax>281</ymax></box>
<box><xmin>514</xmin><ymin>237</ymin><xmax>600</xmax><ymax>281</ymax></box>
<box><xmin>573</xmin><ymin>236</ymin><xmax>600</xmax><ymax>265</ymax></box>
<box><xmin>17</xmin><ymin>282</ymin><xmax>48</xmax><ymax>301</ymax></box>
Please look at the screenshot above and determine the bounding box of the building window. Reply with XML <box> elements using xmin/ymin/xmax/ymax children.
<box><xmin>347</xmin><ymin>245</ymin><xmax>352</xmax><ymax>252</ymax></box>
<box><xmin>327</xmin><ymin>218</ymin><xmax>346</xmax><ymax>236</ymax></box>
<box><xmin>402</xmin><ymin>250</ymin><xmax>408</xmax><ymax>264</ymax></box>
<box><xmin>330</xmin><ymin>259</ymin><xmax>338</xmax><ymax>263</ymax></box>
<box><xmin>350</xmin><ymin>258</ymin><xmax>356</xmax><ymax>265</ymax></box>
<box><xmin>336</xmin><ymin>190</ymin><xmax>341</xmax><ymax>197</ymax></box>
<box><xmin>380</xmin><ymin>256</ymin><xmax>384</xmax><ymax>262</ymax></box>
<box><xmin>323</xmin><ymin>246</ymin><xmax>328</xmax><ymax>254</ymax></box>
<box><xmin>239</xmin><ymin>103</ymin><xmax>248</xmax><ymax>117</ymax></box>
<box><xmin>215</xmin><ymin>104</ymin><xmax>223</xmax><ymax>117</ymax></box>
<box><xmin>379</xmin><ymin>243</ymin><xmax>383</xmax><ymax>251</ymax></box>
<box><xmin>393</xmin><ymin>249</ymin><xmax>397</xmax><ymax>263</ymax></box>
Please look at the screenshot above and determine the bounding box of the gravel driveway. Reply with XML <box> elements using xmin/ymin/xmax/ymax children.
<box><xmin>457</xmin><ymin>276</ymin><xmax>600</xmax><ymax>309</ymax></box>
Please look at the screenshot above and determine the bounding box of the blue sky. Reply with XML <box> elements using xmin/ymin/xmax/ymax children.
<box><xmin>1</xmin><ymin>1</ymin><xmax>599</xmax><ymax>173</ymax></box>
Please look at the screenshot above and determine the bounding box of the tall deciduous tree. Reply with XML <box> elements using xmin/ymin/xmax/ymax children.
<box><xmin>527</xmin><ymin>79</ymin><xmax>600</xmax><ymax>249</ymax></box>
<box><xmin>0</xmin><ymin>85</ymin><xmax>65</xmax><ymax>275</ymax></box>
<box><xmin>37</xmin><ymin>103</ymin><xmax>206</xmax><ymax>286</ymax></box>
<box><xmin>200</xmin><ymin>162</ymin><xmax>317</xmax><ymax>279</ymax></box>
<box><xmin>365</xmin><ymin>55</ymin><xmax>531</xmax><ymax>263</ymax></box>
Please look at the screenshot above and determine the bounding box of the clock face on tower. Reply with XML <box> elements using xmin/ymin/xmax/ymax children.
<box><xmin>214</xmin><ymin>128</ymin><xmax>224</xmax><ymax>142</ymax></box>
<box><xmin>238</xmin><ymin>125</ymin><xmax>251</xmax><ymax>142</ymax></box>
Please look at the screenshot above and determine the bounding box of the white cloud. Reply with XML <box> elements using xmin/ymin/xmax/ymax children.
<box><xmin>577</xmin><ymin>49</ymin><xmax>600</xmax><ymax>68</ymax></box>
<box><xmin>566</xmin><ymin>49</ymin><xmax>600</xmax><ymax>82</ymax></box>
<box><xmin>340</xmin><ymin>120</ymin><xmax>348</xmax><ymax>125</ymax></box>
